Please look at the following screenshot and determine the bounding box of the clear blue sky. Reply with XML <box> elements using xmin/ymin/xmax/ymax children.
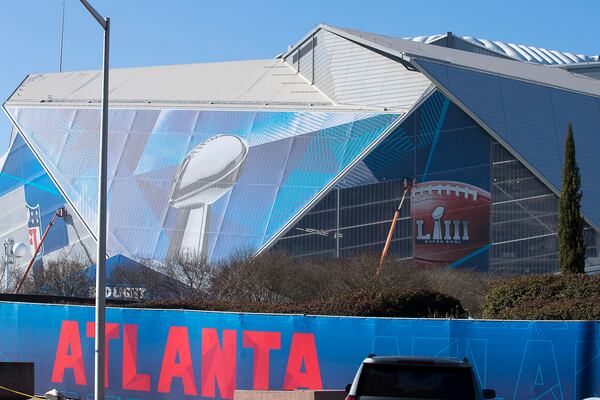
<box><xmin>1</xmin><ymin>0</ymin><xmax>598</xmax><ymax>153</ymax></box>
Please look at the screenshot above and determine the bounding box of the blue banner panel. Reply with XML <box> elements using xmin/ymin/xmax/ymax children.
<box><xmin>0</xmin><ymin>302</ymin><xmax>598</xmax><ymax>400</ymax></box>
<box><xmin>6</xmin><ymin>106</ymin><xmax>400</xmax><ymax>264</ymax></box>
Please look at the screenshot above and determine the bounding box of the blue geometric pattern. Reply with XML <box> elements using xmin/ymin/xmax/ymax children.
<box><xmin>265</xmin><ymin>115</ymin><xmax>398</xmax><ymax>240</ymax></box>
<box><xmin>0</xmin><ymin>135</ymin><xmax>57</xmax><ymax>197</ymax></box>
<box><xmin>413</xmin><ymin>58</ymin><xmax>600</xmax><ymax>230</ymax></box>
<box><xmin>2</xmin><ymin>301</ymin><xmax>600</xmax><ymax>400</ymax></box>
<box><xmin>6</xmin><ymin>106</ymin><xmax>400</xmax><ymax>263</ymax></box>
<box><xmin>0</xmin><ymin>134</ymin><xmax>70</xmax><ymax>255</ymax></box>
<box><xmin>276</xmin><ymin>90</ymin><xmax>492</xmax><ymax>270</ymax></box>
<box><xmin>361</xmin><ymin>91</ymin><xmax>451</xmax><ymax>180</ymax></box>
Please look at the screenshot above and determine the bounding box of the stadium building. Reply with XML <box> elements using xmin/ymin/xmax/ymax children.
<box><xmin>2</xmin><ymin>24</ymin><xmax>600</xmax><ymax>278</ymax></box>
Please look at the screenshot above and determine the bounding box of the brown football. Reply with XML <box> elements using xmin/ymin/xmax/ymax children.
<box><xmin>410</xmin><ymin>181</ymin><xmax>491</xmax><ymax>266</ymax></box>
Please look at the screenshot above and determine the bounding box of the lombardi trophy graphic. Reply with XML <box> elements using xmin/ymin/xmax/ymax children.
<box><xmin>168</xmin><ymin>135</ymin><xmax>249</xmax><ymax>259</ymax></box>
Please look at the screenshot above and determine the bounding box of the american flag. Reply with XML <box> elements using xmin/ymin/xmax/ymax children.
<box><xmin>27</xmin><ymin>203</ymin><xmax>42</xmax><ymax>257</ymax></box>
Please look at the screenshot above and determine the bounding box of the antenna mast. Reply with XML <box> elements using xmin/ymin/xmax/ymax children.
<box><xmin>59</xmin><ymin>0</ymin><xmax>65</xmax><ymax>72</ymax></box>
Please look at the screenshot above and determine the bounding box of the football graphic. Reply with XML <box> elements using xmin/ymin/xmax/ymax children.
<box><xmin>410</xmin><ymin>181</ymin><xmax>491</xmax><ymax>266</ymax></box>
<box><xmin>170</xmin><ymin>135</ymin><xmax>249</xmax><ymax>209</ymax></box>
<box><xmin>168</xmin><ymin>135</ymin><xmax>249</xmax><ymax>258</ymax></box>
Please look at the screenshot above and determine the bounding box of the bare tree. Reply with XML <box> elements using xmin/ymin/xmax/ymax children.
<box><xmin>123</xmin><ymin>252</ymin><xmax>214</xmax><ymax>301</ymax></box>
<box><xmin>211</xmin><ymin>251</ymin><xmax>328</xmax><ymax>305</ymax></box>
<box><xmin>108</xmin><ymin>263</ymin><xmax>170</xmax><ymax>300</ymax></box>
<box><xmin>21</xmin><ymin>252</ymin><xmax>91</xmax><ymax>297</ymax></box>
<box><xmin>1</xmin><ymin>261</ymin><xmax>23</xmax><ymax>293</ymax></box>
<box><xmin>211</xmin><ymin>251</ymin><xmax>288</xmax><ymax>304</ymax></box>
<box><xmin>98</xmin><ymin>248</ymin><xmax>491</xmax><ymax>317</ymax></box>
<box><xmin>375</xmin><ymin>260</ymin><xmax>491</xmax><ymax>317</ymax></box>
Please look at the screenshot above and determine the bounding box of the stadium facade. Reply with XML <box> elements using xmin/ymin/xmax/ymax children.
<box><xmin>2</xmin><ymin>24</ymin><xmax>600</xmax><ymax>277</ymax></box>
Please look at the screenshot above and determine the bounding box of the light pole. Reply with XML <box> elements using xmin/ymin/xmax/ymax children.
<box><xmin>78</xmin><ymin>1</ymin><xmax>109</xmax><ymax>399</ymax></box>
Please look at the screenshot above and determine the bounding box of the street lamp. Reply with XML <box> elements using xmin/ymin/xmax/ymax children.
<box><xmin>2</xmin><ymin>239</ymin><xmax>27</xmax><ymax>291</ymax></box>
<box><xmin>78</xmin><ymin>1</ymin><xmax>109</xmax><ymax>399</ymax></box>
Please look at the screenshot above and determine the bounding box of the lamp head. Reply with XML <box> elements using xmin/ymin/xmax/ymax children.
<box><xmin>12</xmin><ymin>242</ymin><xmax>28</xmax><ymax>258</ymax></box>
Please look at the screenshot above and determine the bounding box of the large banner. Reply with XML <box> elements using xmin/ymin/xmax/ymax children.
<box><xmin>272</xmin><ymin>91</ymin><xmax>494</xmax><ymax>268</ymax></box>
<box><xmin>5</xmin><ymin>91</ymin><xmax>496</xmax><ymax>270</ymax></box>
<box><xmin>0</xmin><ymin>301</ymin><xmax>598</xmax><ymax>400</ymax></box>
<box><xmin>7</xmin><ymin>106</ymin><xmax>399</xmax><ymax>264</ymax></box>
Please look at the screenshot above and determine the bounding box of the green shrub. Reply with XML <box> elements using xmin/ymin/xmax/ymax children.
<box><xmin>558</xmin><ymin>123</ymin><xmax>586</xmax><ymax>274</ymax></box>
<box><xmin>300</xmin><ymin>288</ymin><xmax>465</xmax><ymax>318</ymax></box>
<box><xmin>490</xmin><ymin>297</ymin><xmax>600</xmax><ymax>320</ymax></box>
<box><xmin>210</xmin><ymin>252</ymin><xmax>487</xmax><ymax>315</ymax></box>
<box><xmin>482</xmin><ymin>274</ymin><xmax>600</xmax><ymax>320</ymax></box>
<box><xmin>128</xmin><ymin>288</ymin><xmax>465</xmax><ymax>318</ymax></box>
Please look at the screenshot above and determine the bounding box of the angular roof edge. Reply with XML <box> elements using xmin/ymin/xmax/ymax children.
<box><xmin>301</xmin><ymin>25</ymin><xmax>600</xmax><ymax>232</ymax></box>
<box><xmin>311</xmin><ymin>24</ymin><xmax>600</xmax><ymax>98</ymax></box>
<box><xmin>6</xmin><ymin>58</ymin><xmax>391</xmax><ymax>112</ymax></box>
<box><xmin>408</xmin><ymin>33</ymin><xmax>597</xmax><ymax>65</ymax></box>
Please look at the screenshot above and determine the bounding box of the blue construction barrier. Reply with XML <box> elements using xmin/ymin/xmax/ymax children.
<box><xmin>0</xmin><ymin>301</ymin><xmax>598</xmax><ymax>400</ymax></box>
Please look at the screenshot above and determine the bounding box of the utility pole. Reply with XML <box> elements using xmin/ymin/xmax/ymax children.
<box><xmin>59</xmin><ymin>0</ymin><xmax>65</xmax><ymax>72</ymax></box>
<box><xmin>78</xmin><ymin>1</ymin><xmax>109</xmax><ymax>398</ymax></box>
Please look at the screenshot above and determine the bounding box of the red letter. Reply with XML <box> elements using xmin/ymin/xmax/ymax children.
<box><xmin>242</xmin><ymin>331</ymin><xmax>280</xmax><ymax>390</ymax></box>
<box><xmin>122</xmin><ymin>324</ymin><xmax>150</xmax><ymax>391</ymax></box>
<box><xmin>158</xmin><ymin>327</ymin><xmax>197</xmax><ymax>396</ymax></box>
<box><xmin>51</xmin><ymin>320</ymin><xmax>86</xmax><ymax>385</ymax></box>
<box><xmin>201</xmin><ymin>328</ymin><xmax>237</xmax><ymax>399</ymax></box>
<box><xmin>283</xmin><ymin>333</ymin><xmax>322</xmax><ymax>390</ymax></box>
<box><xmin>86</xmin><ymin>322</ymin><xmax>120</xmax><ymax>388</ymax></box>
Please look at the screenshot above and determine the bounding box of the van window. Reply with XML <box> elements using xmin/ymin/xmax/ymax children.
<box><xmin>356</xmin><ymin>363</ymin><xmax>476</xmax><ymax>400</ymax></box>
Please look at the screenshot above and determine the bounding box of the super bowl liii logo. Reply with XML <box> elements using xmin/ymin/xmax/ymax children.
<box><xmin>411</xmin><ymin>181</ymin><xmax>490</xmax><ymax>266</ymax></box>
<box><xmin>415</xmin><ymin>206</ymin><xmax>470</xmax><ymax>244</ymax></box>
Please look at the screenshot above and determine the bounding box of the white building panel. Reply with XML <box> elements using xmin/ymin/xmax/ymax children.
<box><xmin>8</xmin><ymin>59</ymin><xmax>330</xmax><ymax>109</ymax></box>
<box><xmin>292</xmin><ymin>29</ymin><xmax>432</xmax><ymax>111</ymax></box>
<box><xmin>0</xmin><ymin>187</ymin><xmax>29</xmax><ymax>246</ymax></box>
<box><xmin>297</xmin><ymin>38</ymin><xmax>315</xmax><ymax>83</ymax></box>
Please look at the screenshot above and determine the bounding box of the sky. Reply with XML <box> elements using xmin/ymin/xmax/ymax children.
<box><xmin>0</xmin><ymin>0</ymin><xmax>598</xmax><ymax>153</ymax></box>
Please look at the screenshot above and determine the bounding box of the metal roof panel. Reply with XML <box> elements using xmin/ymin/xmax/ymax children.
<box><xmin>322</xmin><ymin>25</ymin><xmax>600</xmax><ymax>98</ymax></box>
<box><xmin>5</xmin><ymin>59</ymin><xmax>345</xmax><ymax>110</ymax></box>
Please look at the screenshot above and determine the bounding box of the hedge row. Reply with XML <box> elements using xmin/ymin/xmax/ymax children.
<box><xmin>129</xmin><ymin>288</ymin><xmax>466</xmax><ymax>318</ymax></box>
<box><xmin>482</xmin><ymin>274</ymin><xmax>600</xmax><ymax>320</ymax></box>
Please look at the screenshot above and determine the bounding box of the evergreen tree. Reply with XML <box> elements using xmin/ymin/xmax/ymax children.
<box><xmin>557</xmin><ymin>123</ymin><xmax>586</xmax><ymax>273</ymax></box>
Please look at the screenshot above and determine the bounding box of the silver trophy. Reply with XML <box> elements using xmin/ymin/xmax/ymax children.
<box><xmin>168</xmin><ymin>135</ymin><xmax>249</xmax><ymax>259</ymax></box>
